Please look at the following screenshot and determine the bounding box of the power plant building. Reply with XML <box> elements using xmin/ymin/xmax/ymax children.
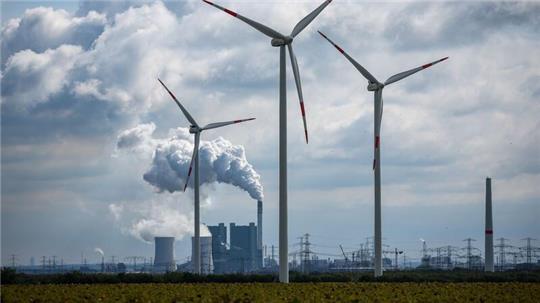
<box><xmin>191</xmin><ymin>236</ymin><xmax>213</xmax><ymax>274</ymax></box>
<box><xmin>230</xmin><ymin>222</ymin><xmax>258</xmax><ymax>272</ymax></box>
<box><xmin>208</xmin><ymin>222</ymin><xmax>262</xmax><ymax>273</ymax></box>
<box><xmin>208</xmin><ymin>223</ymin><xmax>228</xmax><ymax>273</ymax></box>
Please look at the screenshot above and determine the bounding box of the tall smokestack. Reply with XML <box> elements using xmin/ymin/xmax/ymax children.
<box><xmin>257</xmin><ymin>200</ymin><xmax>263</xmax><ymax>250</ymax></box>
<box><xmin>485</xmin><ymin>177</ymin><xmax>494</xmax><ymax>272</ymax></box>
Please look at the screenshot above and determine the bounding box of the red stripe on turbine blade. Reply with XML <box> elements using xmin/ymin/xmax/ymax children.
<box><xmin>224</xmin><ymin>8</ymin><xmax>237</xmax><ymax>17</ymax></box>
<box><xmin>485</xmin><ymin>230</ymin><xmax>493</xmax><ymax>235</ymax></box>
<box><xmin>335</xmin><ymin>45</ymin><xmax>344</xmax><ymax>54</ymax></box>
<box><xmin>422</xmin><ymin>63</ymin><xmax>433</xmax><ymax>69</ymax></box>
<box><xmin>305</xmin><ymin>129</ymin><xmax>309</xmax><ymax>143</ymax></box>
<box><xmin>300</xmin><ymin>101</ymin><xmax>306</xmax><ymax>116</ymax></box>
<box><xmin>375</xmin><ymin>136</ymin><xmax>380</xmax><ymax>149</ymax></box>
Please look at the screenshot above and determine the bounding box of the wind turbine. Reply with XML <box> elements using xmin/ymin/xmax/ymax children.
<box><xmin>203</xmin><ymin>0</ymin><xmax>332</xmax><ymax>283</ymax></box>
<box><xmin>318</xmin><ymin>31</ymin><xmax>448</xmax><ymax>277</ymax></box>
<box><xmin>158</xmin><ymin>78</ymin><xmax>255</xmax><ymax>275</ymax></box>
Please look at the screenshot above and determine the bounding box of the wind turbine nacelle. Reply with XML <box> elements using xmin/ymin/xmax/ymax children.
<box><xmin>271</xmin><ymin>36</ymin><xmax>293</xmax><ymax>47</ymax></box>
<box><xmin>367</xmin><ymin>82</ymin><xmax>382</xmax><ymax>91</ymax></box>
<box><xmin>189</xmin><ymin>125</ymin><xmax>199</xmax><ymax>134</ymax></box>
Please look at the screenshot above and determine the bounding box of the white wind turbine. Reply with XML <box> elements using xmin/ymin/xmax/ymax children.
<box><xmin>203</xmin><ymin>0</ymin><xmax>333</xmax><ymax>283</ymax></box>
<box><xmin>318</xmin><ymin>31</ymin><xmax>448</xmax><ymax>277</ymax></box>
<box><xmin>158</xmin><ymin>78</ymin><xmax>255</xmax><ymax>275</ymax></box>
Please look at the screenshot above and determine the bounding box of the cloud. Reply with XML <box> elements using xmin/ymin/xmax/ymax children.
<box><xmin>109</xmin><ymin>194</ymin><xmax>211</xmax><ymax>243</ymax></box>
<box><xmin>116</xmin><ymin>122</ymin><xmax>157</xmax><ymax>154</ymax></box>
<box><xmin>380</xmin><ymin>2</ymin><xmax>540</xmax><ymax>51</ymax></box>
<box><xmin>1</xmin><ymin>45</ymin><xmax>83</xmax><ymax>110</ymax></box>
<box><xmin>1</xmin><ymin>7</ymin><xmax>106</xmax><ymax>65</ymax></box>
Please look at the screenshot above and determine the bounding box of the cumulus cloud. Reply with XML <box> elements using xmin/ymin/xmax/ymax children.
<box><xmin>1</xmin><ymin>7</ymin><xmax>106</xmax><ymax>65</ymax></box>
<box><xmin>1</xmin><ymin>45</ymin><xmax>83</xmax><ymax>109</ymax></box>
<box><xmin>117</xmin><ymin>123</ymin><xmax>264</xmax><ymax>201</ymax></box>
<box><xmin>116</xmin><ymin>122</ymin><xmax>157</xmax><ymax>154</ymax></box>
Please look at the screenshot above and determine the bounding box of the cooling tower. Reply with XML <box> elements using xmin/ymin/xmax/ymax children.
<box><xmin>485</xmin><ymin>178</ymin><xmax>494</xmax><ymax>272</ymax></box>
<box><xmin>257</xmin><ymin>200</ymin><xmax>263</xmax><ymax>250</ymax></box>
<box><xmin>192</xmin><ymin>236</ymin><xmax>213</xmax><ymax>274</ymax></box>
<box><xmin>154</xmin><ymin>237</ymin><xmax>176</xmax><ymax>272</ymax></box>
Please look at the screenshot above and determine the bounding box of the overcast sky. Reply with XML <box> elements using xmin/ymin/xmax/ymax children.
<box><xmin>2</xmin><ymin>0</ymin><xmax>539</xmax><ymax>266</ymax></box>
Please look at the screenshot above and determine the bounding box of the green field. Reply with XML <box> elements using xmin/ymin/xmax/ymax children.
<box><xmin>2</xmin><ymin>282</ymin><xmax>539</xmax><ymax>303</ymax></box>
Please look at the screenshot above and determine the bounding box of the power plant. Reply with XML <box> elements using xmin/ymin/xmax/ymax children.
<box><xmin>154</xmin><ymin>237</ymin><xmax>176</xmax><ymax>272</ymax></box>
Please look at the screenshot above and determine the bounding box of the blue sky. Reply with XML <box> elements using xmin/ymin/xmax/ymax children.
<box><xmin>1</xmin><ymin>0</ymin><xmax>539</xmax><ymax>266</ymax></box>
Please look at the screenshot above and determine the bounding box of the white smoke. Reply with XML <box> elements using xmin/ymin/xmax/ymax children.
<box><xmin>94</xmin><ymin>247</ymin><xmax>104</xmax><ymax>256</ymax></box>
<box><xmin>116</xmin><ymin>123</ymin><xmax>264</xmax><ymax>201</ymax></box>
<box><xmin>109</xmin><ymin>195</ymin><xmax>211</xmax><ymax>243</ymax></box>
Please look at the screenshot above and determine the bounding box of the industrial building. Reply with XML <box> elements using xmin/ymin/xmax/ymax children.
<box><xmin>208</xmin><ymin>223</ymin><xmax>228</xmax><ymax>273</ymax></box>
<box><xmin>207</xmin><ymin>222</ymin><xmax>263</xmax><ymax>273</ymax></box>
<box><xmin>191</xmin><ymin>236</ymin><xmax>213</xmax><ymax>274</ymax></box>
<box><xmin>154</xmin><ymin>237</ymin><xmax>176</xmax><ymax>272</ymax></box>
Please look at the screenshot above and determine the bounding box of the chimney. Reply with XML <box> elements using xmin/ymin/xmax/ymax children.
<box><xmin>485</xmin><ymin>177</ymin><xmax>494</xmax><ymax>272</ymax></box>
<box><xmin>257</xmin><ymin>200</ymin><xmax>263</xmax><ymax>250</ymax></box>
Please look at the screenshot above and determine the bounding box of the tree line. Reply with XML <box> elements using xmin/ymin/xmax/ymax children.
<box><xmin>2</xmin><ymin>268</ymin><xmax>540</xmax><ymax>284</ymax></box>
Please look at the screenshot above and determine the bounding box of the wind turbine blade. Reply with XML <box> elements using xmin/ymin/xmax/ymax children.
<box><xmin>184</xmin><ymin>133</ymin><xmax>200</xmax><ymax>192</ymax></box>
<box><xmin>202</xmin><ymin>0</ymin><xmax>285</xmax><ymax>40</ymax></box>
<box><xmin>202</xmin><ymin>118</ymin><xmax>255</xmax><ymax>130</ymax></box>
<box><xmin>287</xmin><ymin>44</ymin><xmax>309</xmax><ymax>143</ymax></box>
<box><xmin>290</xmin><ymin>0</ymin><xmax>333</xmax><ymax>38</ymax></box>
<box><xmin>384</xmin><ymin>57</ymin><xmax>449</xmax><ymax>86</ymax></box>
<box><xmin>158</xmin><ymin>79</ymin><xmax>199</xmax><ymax>127</ymax></box>
<box><xmin>318</xmin><ymin>31</ymin><xmax>379</xmax><ymax>84</ymax></box>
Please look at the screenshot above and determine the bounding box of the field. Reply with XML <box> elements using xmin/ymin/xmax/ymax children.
<box><xmin>2</xmin><ymin>282</ymin><xmax>539</xmax><ymax>303</ymax></box>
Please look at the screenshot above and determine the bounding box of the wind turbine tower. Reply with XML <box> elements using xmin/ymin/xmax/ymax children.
<box><xmin>485</xmin><ymin>177</ymin><xmax>494</xmax><ymax>272</ymax></box>
<box><xmin>204</xmin><ymin>0</ymin><xmax>333</xmax><ymax>283</ymax></box>
<box><xmin>319</xmin><ymin>31</ymin><xmax>448</xmax><ymax>277</ymax></box>
<box><xmin>158</xmin><ymin>79</ymin><xmax>255</xmax><ymax>274</ymax></box>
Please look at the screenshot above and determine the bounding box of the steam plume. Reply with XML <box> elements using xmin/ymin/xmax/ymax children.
<box><xmin>94</xmin><ymin>247</ymin><xmax>104</xmax><ymax>256</ymax></box>
<box><xmin>109</xmin><ymin>195</ymin><xmax>210</xmax><ymax>243</ymax></box>
<box><xmin>117</xmin><ymin>123</ymin><xmax>264</xmax><ymax>201</ymax></box>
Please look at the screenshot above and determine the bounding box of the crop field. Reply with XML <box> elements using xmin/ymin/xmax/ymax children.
<box><xmin>2</xmin><ymin>282</ymin><xmax>539</xmax><ymax>303</ymax></box>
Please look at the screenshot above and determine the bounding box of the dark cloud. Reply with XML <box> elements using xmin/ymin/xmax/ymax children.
<box><xmin>384</xmin><ymin>2</ymin><xmax>540</xmax><ymax>51</ymax></box>
<box><xmin>1</xmin><ymin>7</ymin><xmax>106</xmax><ymax>66</ymax></box>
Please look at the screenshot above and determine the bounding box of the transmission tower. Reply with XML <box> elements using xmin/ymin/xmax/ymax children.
<box><xmin>302</xmin><ymin>233</ymin><xmax>311</xmax><ymax>273</ymax></box>
<box><xmin>9</xmin><ymin>254</ymin><xmax>17</xmax><ymax>268</ymax></box>
<box><xmin>463</xmin><ymin>238</ymin><xmax>478</xmax><ymax>270</ymax></box>
<box><xmin>41</xmin><ymin>256</ymin><xmax>47</xmax><ymax>271</ymax></box>
<box><xmin>125</xmin><ymin>256</ymin><xmax>144</xmax><ymax>271</ymax></box>
<box><xmin>494</xmin><ymin>238</ymin><xmax>511</xmax><ymax>271</ymax></box>
<box><xmin>521</xmin><ymin>238</ymin><xmax>538</xmax><ymax>268</ymax></box>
